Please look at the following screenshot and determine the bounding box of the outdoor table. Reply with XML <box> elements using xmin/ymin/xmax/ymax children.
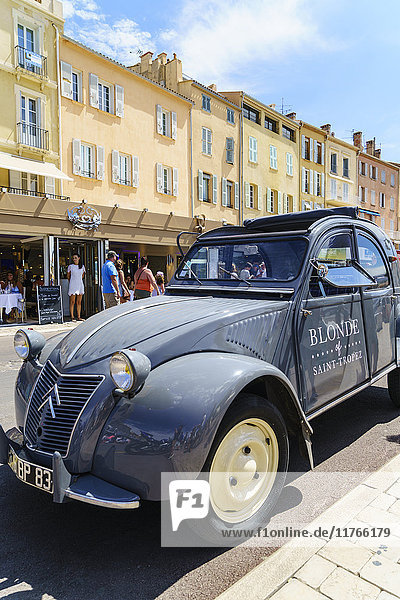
<box><xmin>0</xmin><ymin>293</ymin><xmax>23</xmax><ymax>314</ymax></box>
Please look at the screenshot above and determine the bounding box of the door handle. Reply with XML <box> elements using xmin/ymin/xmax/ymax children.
<box><xmin>301</xmin><ymin>309</ymin><xmax>312</xmax><ymax>317</ymax></box>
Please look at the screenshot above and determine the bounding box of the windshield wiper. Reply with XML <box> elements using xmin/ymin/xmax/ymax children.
<box><xmin>219</xmin><ymin>266</ymin><xmax>252</xmax><ymax>286</ymax></box>
<box><xmin>182</xmin><ymin>261</ymin><xmax>202</xmax><ymax>285</ymax></box>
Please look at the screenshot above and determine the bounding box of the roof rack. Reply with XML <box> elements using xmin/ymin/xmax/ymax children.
<box><xmin>243</xmin><ymin>206</ymin><xmax>359</xmax><ymax>232</ymax></box>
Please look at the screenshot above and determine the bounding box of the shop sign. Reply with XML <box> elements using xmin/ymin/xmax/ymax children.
<box><xmin>67</xmin><ymin>204</ymin><xmax>101</xmax><ymax>231</ymax></box>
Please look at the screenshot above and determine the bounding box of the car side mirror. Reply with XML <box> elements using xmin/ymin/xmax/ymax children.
<box><xmin>311</xmin><ymin>260</ymin><xmax>378</xmax><ymax>289</ymax></box>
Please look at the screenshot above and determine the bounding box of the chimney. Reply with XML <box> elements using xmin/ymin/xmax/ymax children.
<box><xmin>268</xmin><ymin>103</ymin><xmax>276</xmax><ymax>110</ymax></box>
<box><xmin>139</xmin><ymin>51</ymin><xmax>153</xmax><ymax>75</ymax></box>
<box><xmin>320</xmin><ymin>124</ymin><xmax>331</xmax><ymax>134</ymax></box>
<box><xmin>286</xmin><ymin>112</ymin><xmax>296</xmax><ymax>120</ymax></box>
<box><xmin>353</xmin><ymin>131</ymin><xmax>363</xmax><ymax>149</ymax></box>
<box><xmin>374</xmin><ymin>149</ymin><xmax>381</xmax><ymax>159</ymax></box>
<box><xmin>165</xmin><ymin>54</ymin><xmax>182</xmax><ymax>91</ymax></box>
<box><xmin>366</xmin><ymin>138</ymin><xmax>376</xmax><ymax>155</ymax></box>
<box><xmin>157</xmin><ymin>52</ymin><xmax>167</xmax><ymax>65</ymax></box>
<box><xmin>208</xmin><ymin>84</ymin><xmax>217</xmax><ymax>92</ymax></box>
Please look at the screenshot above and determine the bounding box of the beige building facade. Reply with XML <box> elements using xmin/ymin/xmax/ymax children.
<box><xmin>298</xmin><ymin>120</ymin><xmax>326</xmax><ymax>211</ymax></box>
<box><xmin>322</xmin><ymin>124</ymin><xmax>358</xmax><ymax>209</ymax></box>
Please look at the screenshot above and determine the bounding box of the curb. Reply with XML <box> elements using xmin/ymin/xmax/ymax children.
<box><xmin>215</xmin><ymin>453</ymin><xmax>400</xmax><ymax>600</ymax></box>
<box><xmin>0</xmin><ymin>322</ymin><xmax>79</xmax><ymax>338</ymax></box>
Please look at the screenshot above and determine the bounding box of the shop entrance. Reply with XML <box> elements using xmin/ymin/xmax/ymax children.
<box><xmin>56</xmin><ymin>239</ymin><xmax>100</xmax><ymax>318</ymax></box>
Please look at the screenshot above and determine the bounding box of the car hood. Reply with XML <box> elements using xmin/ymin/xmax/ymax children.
<box><xmin>58</xmin><ymin>295</ymin><xmax>289</xmax><ymax>370</ymax></box>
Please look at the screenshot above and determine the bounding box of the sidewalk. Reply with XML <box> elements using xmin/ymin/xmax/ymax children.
<box><xmin>0</xmin><ymin>321</ymin><xmax>79</xmax><ymax>338</ymax></box>
<box><xmin>216</xmin><ymin>454</ymin><xmax>400</xmax><ymax>600</ymax></box>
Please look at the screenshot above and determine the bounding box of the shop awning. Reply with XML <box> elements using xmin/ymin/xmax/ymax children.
<box><xmin>0</xmin><ymin>152</ymin><xmax>72</xmax><ymax>180</ymax></box>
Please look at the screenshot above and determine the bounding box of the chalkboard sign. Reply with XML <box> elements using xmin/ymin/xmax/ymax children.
<box><xmin>37</xmin><ymin>286</ymin><xmax>63</xmax><ymax>325</ymax></box>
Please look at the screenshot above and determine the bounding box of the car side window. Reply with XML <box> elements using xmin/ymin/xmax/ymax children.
<box><xmin>356</xmin><ymin>233</ymin><xmax>390</xmax><ymax>289</ymax></box>
<box><xmin>308</xmin><ymin>232</ymin><xmax>355</xmax><ymax>298</ymax></box>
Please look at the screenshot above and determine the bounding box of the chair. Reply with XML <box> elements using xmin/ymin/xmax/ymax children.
<box><xmin>16</xmin><ymin>288</ymin><xmax>27</xmax><ymax>323</ymax></box>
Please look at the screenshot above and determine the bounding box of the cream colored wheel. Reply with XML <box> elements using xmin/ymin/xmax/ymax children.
<box><xmin>209</xmin><ymin>417</ymin><xmax>280</xmax><ymax>524</ymax></box>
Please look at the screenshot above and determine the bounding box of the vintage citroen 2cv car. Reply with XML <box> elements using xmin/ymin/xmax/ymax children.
<box><xmin>1</xmin><ymin>206</ymin><xmax>400</xmax><ymax>534</ymax></box>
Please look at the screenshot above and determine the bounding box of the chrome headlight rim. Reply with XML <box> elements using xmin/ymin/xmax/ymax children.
<box><xmin>14</xmin><ymin>329</ymin><xmax>30</xmax><ymax>360</ymax></box>
<box><xmin>109</xmin><ymin>351</ymin><xmax>135</xmax><ymax>392</ymax></box>
<box><xmin>13</xmin><ymin>328</ymin><xmax>46</xmax><ymax>361</ymax></box>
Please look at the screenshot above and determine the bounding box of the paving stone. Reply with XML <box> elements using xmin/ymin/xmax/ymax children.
<box><xmin>377</xmin><ymin>592</ymin><xmax>400</xmax><ymax>600</ymax></box>
<box><xmin>389</xmin><ymin>500</ymin><xmax>400</xmax><ymax>517</ymax></box>
<box><xmin>363</xmin><ymin>471</ymin><xmax>400</xmax><ymax>493</ymax></box>
<box><xmin>269</xmin><ymin>578</ymin><xmax>329</xmax><ymax>599</ymax></box>
<box><xmin>360</xmin><ymin>555</ymin><xmax>400</xmax><ymax>596</ymax></box>
<box><xmin>295</xmin><ymin>555</ymin><xmax>336</xmax><ymax>589</ymax></box>
<box><xmin>370</xmin><ymin>494</ymin><xmax>397</xmax><ymax>511</ymax></box>
<box><xmin>320</xmin><ymin>566</ymin><xmax>380</xmax><ymax>600</ymax></box>
<box><xmin>387</xmin><ymin>482</ymin><xmax>400</xmax><ymax>500</ymax></box>
<box><xmin>356</xmin><ymin>506</ymin><xmax>400</xmax><ymax>537</ymax></box>
<box><xmin>318</xmin><ymin>539</ymin><xmax>373</xmax><ymax>574</ymax></box>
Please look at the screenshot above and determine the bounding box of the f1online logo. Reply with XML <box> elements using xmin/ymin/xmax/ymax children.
<box><xmin>169</xmin><ymin>480</ymin><xmax>210</xmax><ymax>531</ymax></box>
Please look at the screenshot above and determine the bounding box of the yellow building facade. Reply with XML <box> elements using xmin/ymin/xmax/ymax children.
<box><xmin>298</xmin><ymin>121</ymin><xmax>326</xmax><ymax>211</ymax></box>
<box><xmin>322</xmin><ymin>124</ymin><xmax>358</xmax><ymax>209</ymax></box>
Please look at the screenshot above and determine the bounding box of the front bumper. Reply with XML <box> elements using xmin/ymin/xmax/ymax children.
<box><xmin>0</xmin><ymin>426</ymin><xmax>140</xmax><ymax>509</ymax></box>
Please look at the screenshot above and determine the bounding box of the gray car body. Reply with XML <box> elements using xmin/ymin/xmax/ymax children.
<box><xmin>7</xmin><ymin>211</ymin><xmax>400</xmax><ymax>502</ymax></box>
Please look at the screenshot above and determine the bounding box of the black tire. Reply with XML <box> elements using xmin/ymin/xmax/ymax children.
<box><xmin>388</xmin><ymin>368</ymin><xmax>400</xmax><ymax>407</ymax></box>
<box><xmin>188</xmin><ymin>393</ymin><xmax>289</xmax><ymax>544</ymax></box>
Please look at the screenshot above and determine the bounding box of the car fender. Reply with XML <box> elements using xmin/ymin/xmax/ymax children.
<box><xmin>93</xmin><ymin>352</ymin><xmax>312</xmax><ymax>500</ymax></box>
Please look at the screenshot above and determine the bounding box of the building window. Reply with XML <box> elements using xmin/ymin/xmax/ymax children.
<box><xmin>98</xmin><ymin>82</ymin><xmax>110</xmax><ymax>113</ymax></box>
<box><xmin>359</xmin><ymin>186</ymin><xmax>366</xmax><ymax>203</ymax></box>
<box><xmin>21</xmin><ymin>172</ymin><xmax>38</xmax><ymax>193</ymax></box>
<box><xmin>282</xmin><ymin>125</ymin><xmax>295</xmax><ymax>141</ymax></box>
<box><xmin>17</xmin><ymin>24</ymin><xmax>36</xmax><ymax>72</ymax></box>
<box><xmin>243</xmin><ymin>104</ymin><xmax>260</xmax><ymax>124</ymax></box>
<box><xmin>314</xmin><ymin>141</ymin><xmax>323</xmax><ymax>164</ymax></box>
<box><xmin>381</xmin><ymin>169</ymin><xmax>386</xmax><ymax>184</ymax></box>
<box><xmin>163</xmin><ymin>166</ymin><xmax>171</xmax><ymax>195</ymax></box>
<box><xmin>391</xmin><ymin>173</ymin><xmax>395</xmax><ymax>187</ymax></box>
<box><xmin>202</xmin><ymin>127</ymin><xmax>212</xmax><ymax>155</ymax></box>
<box><xmin>202</xmin><ymin>94</ymin><xmax>211</xmax><ymax>112</ymax></box>
<box><xmin>331</xmin><ymin>153</ymin><xmax>337</xmax><ymax>174</ymax></box>
<box><xmin>370</xmin><ymin>189</ymin><xmax>376</xmax><ymax>205</ymax></box>
<box><xmin>303</xmin><ymin>136</ymin><xmax>311</xmax><ymax>160</ymax></box>
<box><xmin>249</xmin><ymin>184</ymin><xmax>255</xmax><ymax>209</ymax></box>
<box><xmin>316</xmin><ymin>173</ymin><xmax>322</xmax><ymax>196</ymax></box>
<box><xmin>269</xmin><ymin>145</ymin><xmax>277</xmax><ymax>169</ymax></box>
<box><xmin>285</xmin><ymin>194</ymin><xmax>292</xmax><ymax>213</ymax></box>
<box><xmin>304</xmin><ymin>169</ymin><xmax>310</xmax><ymax>194</ymax></box>
<box><xmin>162</xmin><ymin>110</ymin><xmax>170</xmax><ymax>136</ymax></box>
<box><xmin>249</xmin><ymin>136</ymin><xmax>258</xmax><ymax>163</ymax></box>
<box><xmin>370</xmin><ymin>165</ymin><xmax>377</xmax><ymax>180</ymax></box>
<box><xmin>202</xmin><ymin>172</ymin><xmax>211</xmax><ymax>202</ymax></box>
<box><xmin>226</xmin><ymin>137</ymin><xmax>234</xmax><ymax>164</ymax></box>
<box><xmin>286</xmin><ymin>152</ymin><xmax>293</xmax><ymax>176</ymax></box>
<box><xmin>72</xmin><ymin>70</ymin><xmax>82</xmax><ymax>102</ymax></box>
<box><xmin>227</xmin><ymin>108</ymin><xmax>235</xmax><ymax>124</ymax></box>
<box><xmin>330</xmin><ymin>178</ymin><xmax>337</xmax><ymax>199</ymax></box>
<box><xmin>343</xmin><ymin>182</ymin><xmax>349</xmax><ymax>202</ymax></box>
<box><xmin>390</xmin><ymin>196</ymin><xmax>395</xmax><ymax>211</ymax></box>
<box><xmin>380</xmin><ymin>192</ymin><xmax>385</xmax><ymax>208</ymax></box>
<box><xmin>265</xmin><ymin>116</ymin><xmax>278</xmax><ymax>133</ymax></box>
<box><xmin>81</xmin><ymin>143</ymin><xmax>95</xmax><ymax>178</ymax></box>
<box><xmin>381</xmin><ymin>217</ymin><xmax>385</xmax><ymax>230</ymax></box>
<box><xmin>360</xmin><ymin>161</ymin><xmax>367</xmax><ymax>176</ymax></box>
<box><xmin>119</xmin><ymin>153</ymin><xmax>131</xmax><ymax>186</ymax></box>
<box><xmin>343</xmin><ymin>157</ymin><xmax>349</xmax><ymax>178</ymax></box>
<box><xmin>226</xmin><ymin>180</ymin><xmax>233</xmax><ymax>208</ymax></box>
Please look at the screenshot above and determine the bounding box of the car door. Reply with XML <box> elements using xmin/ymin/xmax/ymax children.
<box><xmin>356</xmin><ymin>230</ymin><xmax>395</xmax><ymax>375</ymax></box>
<box><xmin>297</xmin><ymin>229</ymin><xmax>369</xmax><ymax>414</ymax></box>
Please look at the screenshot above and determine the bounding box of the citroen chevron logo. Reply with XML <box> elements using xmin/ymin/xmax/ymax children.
<box><xmin>38</xmin><ymin>383</ymin><xmax>61</xmax><ymax>419</ymax></box>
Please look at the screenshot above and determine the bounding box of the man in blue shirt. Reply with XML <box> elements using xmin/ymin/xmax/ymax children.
<box><xmin>101</xmin><ymin>250</ymin><xmax>120</xmax><ymax>309</ymax></box>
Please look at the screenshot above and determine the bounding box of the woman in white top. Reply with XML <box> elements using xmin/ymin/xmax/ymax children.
<box><xmin>67</xmin><ymin>253</ymin><xmax>85</xmax><ymax>321</ymax></box>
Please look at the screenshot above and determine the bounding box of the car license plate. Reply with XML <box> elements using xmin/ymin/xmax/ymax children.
<box><xmin>8</xmin><ymin>446</ymin><xmax>53</xmax><ymax>494</ymax></box>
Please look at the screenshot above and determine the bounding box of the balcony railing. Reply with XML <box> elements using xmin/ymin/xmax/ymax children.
<box><xmin>15</xmin><ymin>45</ymin><xmax>47</xmax><ymax>78</ymax></box>
<box><xmin>2</xmin><ymin>186</ymin><xmax>69</xmax><ymax>201</ymax></box>
<box><xmin>17</xmin><ymin>122</ymin><xmax>49</xmax><ymax>151</ymax></box>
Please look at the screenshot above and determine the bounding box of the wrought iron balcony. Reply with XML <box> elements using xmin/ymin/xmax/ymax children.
<box><xmin>15</xmin><ymin>45</ymin><xmax>47</xmax><ymax>78</ymax></box>
<box><xmin>17</xmin><ymin>122</ymin><xmax>49</xmax><ymax>151</ymax></box>
<box><xmin>2</xmin><ymin>186</ymin><xmax>69</xmax><ymax>201</ymax></box>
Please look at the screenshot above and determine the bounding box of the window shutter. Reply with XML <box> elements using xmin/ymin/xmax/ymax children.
<box><xmin>126</xmin><ymin>155</ymin><xmax>132</xmax><ymax>186</ymax></box>
<box><xmin>212</xmin><ymin>175</ymin><xmax>218</xmax><ymax>204</ymax></box>
<box><xmin>156</xmin><ymin>104</ymin><xmax>163</xmax><ymax>135</ymax></box>
<box><xmin>274</xmin><ymin>146</ymin><xmax>277</xmax><ymax>169</ymax></box>
<box><xmin>36</xmin><ymin>97</ymin><xmax>42</xmax><ymax>128</ymax></box>
<box><xmin>290</xmin><ymin>153</ymin><xmax>293</xmax><ymax>175</ymax></box>
<box><xmin>72</xmin><ymin>138</ymin><xmax>81</xmax><ymax>175</ymax></box>
<box><xmin>90</xmin><ymin>146</ymin><xmax>95</xmax><ymax>179</ymax></box>
<box><xmin>359</xmin><ymin>161</ymin><xmax>362</xmax><ymax>175</ymax></box>
<box><xmin>309</xmin><ymin>169</ymin><xmax>314</xmax><ymax>195</ymax></box>
<box><xmin>314</xmin><ymin>171</ymin><xmax>318</xmax><ymax>196</ymax></box>
<box><xmin>60</xmin><ymin>61</ymin><xmax>73</xmax><ymax>99</ymax></box>
<box><xmin>9</xmin><ymin>170</ymin><xmax>20</xmax><ymax>188</ymax></box>
<box><xmin>249</xmin><ymin>137</ymin><xmax>252</xmax><ymax>162</ymax></box>
<box><xmin>321</xmin><ymin>173</ymin><xmax>325</xmax><ymax>197</ymax></box>
<box><xmin>365</xmin><ymin>187</ymin><xmax>368</xmax><ymax>202</ymax></box>
<box><xmin>208</xmin><ymin>129</ymin><xmax>212</xmax><ymax>155</ymax></box>
<box><xmin>301</xmin><ymin>135</ymin><xmax>306</xmax><ymax>158</ymax></box>
<box><xmin>267</xmin><ymin>187</ymin><xmax>272</xmax><ymax>212</ymax></box>
<box><xmin>321</xmin><ymin>143</ymin><xmax>325</xmax><ymax>165</ymax></box>
<box><xmin>115</xmin><ymin>85</ymin><xmax>124</xmax><ymax>117</ymax></box>
<box><xmin>132</xmin><ymin>156</ymin><xmax>139</xmax><ymax>187</ymax></box>
<box><xmin>226</xmin><ymin>137</ymin><xmax>234</xmax><ymax>163</ymax></box>
<box><xmin>283</xmin><ymin>193</ymin><xmax>288</xmax><ymax>213</ymax></box>
<box><xmin>370</xmin><ymin>164</ymin><xmax>373</xmax><ymax>178</ymax></box>
<box><xmin>222</xmin><ymin>177</ymin><xmax>227</xmax><ymax>206</ymax></box>
<box><xmin>234</xmin><ymin>182</ymin><xmax>239</xmax><ymax>210</ymax></box>
<box><xmin>89</xmin><ymin>73</ymin><xmax>99</xmax><ymax>108</ymax></box>
<box><xmin>301</xmin><ymin>167</ymin><xmax>306</xmax><ymax>193</ymax></box>
<box><xmin>331</xmin><ymin>179</ymin><xmax>337</xmax><ymax>199</ymax></box>
<box><xmin>198</xmin><ymin>169</ymin><xmax>203</xmax><ymax>200</ymax></box>
<box><xmin>156</xmin><ymin>162</ymin><xmax>163</xmax><ymax>193</ymax></box>
<box><xmin>257</xmin><ymin>186</ymin><xmax>262</xmax><ymax>210</ymax></box>
<box><xmin>254</xmin><ymin>138</ymin><xmax>258</xmax><ymax>162</ymax></box>
<box><xmin>202</xmin><ymin>128</ymin><xmax>206</xmax><ymax>154</ymax></box>
<box><xmin>171</xmin><ymin>111</ymin><xmax>177</xmax><ymax>139</ymax></box>
<box><xmin>96</xmin><ymin>145</ymin><xmax>105</xmax><ymax>180</ymax></box>
<box><xmin>173</xmin><ymin>168</ymin><xmax>178</xmax><ymax>196</ymax></box>
<box><xmin>245</xmin><ymin>182</ymin><xmax>250</xmax><ymax>208</ymax></box>
<box><xmin>277</xmin><ymin>191</ymin><xmax>282</xmax><ymax>214</ymax></box>
<box><xmin>358</xmin><ymin>185</ymin><xmax>362</xmax><ymax>201</ymax></box>
<box><xmin>111</xmin><ymin>150</ymin><xmax>120</xmax><ymax>183</ymax></box>
<box><xmin>45</xmin><ymin>176</ymin><xmax>55</xmax><ymax>195</ymax></box>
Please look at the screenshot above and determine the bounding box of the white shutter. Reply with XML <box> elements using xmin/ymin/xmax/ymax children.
<box><xmin>60</xmin><ymin>61</ymin><xmax>73</xmax><ymax>99</ymax></box>
<box><xmin>207</xmin><ymin>129</ymin><xmax>212</xmax><ymax>155</ymax></box>
<box><xmin>301</xmin><ymin>167</ymin><xmax>306</xmax><ymax>193</ymax></box>
<box><xmin>321</xmin><ymin>143</ymin><xmax>325</xmax><ymax>165</ymax></box>
<box><xmin>301</xmin><ymin>135</ymin><xmax>306</xmax><ymax>159</ymax></box>
<box><xmin>222</xmin><ymin>177</ymin><xmax>227</xmax><ymax>207</ymax></box>
<box><xmin>198</xmin><ymin>169</ymin><xmax>203</xmax><ymax>200</ymax></box>
<box><xmin>331</xmin><ymin>179</ymin><xmax>337</xmax><ymax>199</ymax></box>
<box><xmin>90</xmin><ymin>146</ymin><xmax>95</xmax><ymax>180</ymax></box>
<box><xmin>202</xmin><ymin>128</ymin><xmax>207</xmax><ymax>154</ymax></box>
<box><xmin>173</xmin><ymin>168</ymin><xmax>178</xmax><ymax>196</ymax></box>
<box><xmin>115</xmin><ymin>85</ymin><xmax>124</xmax><ymax>117</ymax></box>
<box><xmin>249</xmin><ymin>138</ymin><xmax>252</xmax><ymax>162</ymax></box>
<box><xmin>234</xmin><ymin>182</ymin><xmax>239</xmax><ymax>210</ymax></box>
<box><xmin>171</xmin><ymin>112</ymin><xmax>177</xmax><ymax>139</ymax></box>
<box><xmin>9</xmin><ymin>170</ymin><xmax>21</xmax><ymax>188</ymax></box>
<box><xmin>358</xmin><ymin>185</ymin><xmax>362</xmax><ymax>201</ymax></box>
<box><xmin>89</xmin><ymin>73</ymin><xmax>99</xmax><ymax>108</ymax></box>
<box><xmin>313</xmin><ymin>139</ymin><xmax>317</xmax><ymax>162</ymax></box>
<box><xmin>359</xmin><ymin>161</ymin><xmax>362</xmax><ymax>175</ymax></box>
<box><xmin>290</xmin><ymin>153</ymin><xmax>293</xmax><ymax>175</ymax></box>
<box><xmin>267</xmin><ymin>187</ymin><xmax>272</xmax><ymax>212</ymax></box>
<box><xmin>314</xmin><ymin>171</ymin><xmax>318</xmax><ymax>196</ymax></box>
<box><xmin>365</xmin><ymin>187</ymin><xmax>368</xmax><ymax>202</ymax></box>
<box><xmin>156</xmin><ymin>104</ymin><xmax>163</xmax><ymax>134</ymax></box>
<box><xmin>254</xmin><ymin>138</ymin><xmax>258</xmax><ymax>162</ymax></box>
<box><xmin>277</xmin><ymin>191</ymin><xmax>282</xmax><ymax>214</ymax></box>
<box><xmin>96</xmin><ymin>145</ymin><xmax>105</xmax><ymax>180</ymax></box>
<box><xmin>309</xmin><ymin>169</ymin><xmax>314</xmax><ymax>195</ymax></box>
<box><xmin>245</xmin><ymin>182</ymin><xmax>250</xmax><ymax>208</ymax></box>
<box><xmin>126</xmin><ymin>155</ymin><xmax>132</xmax><ymax>186</ymax></box>
<box><xmin>321</xmin><ymin>173</ymin><xmax>325</xmax><ymax>197</ymax></box>
<box><xmin>45</xmin><ymin>176</ymin><xmax>55</xmax><ymax>195</ymax></box>
<box><xmin>72</xmin><ymin>138</ymin><xmax>81</xmax><ymax>175</ymax></box>
<box><xmin>283</xmin><ymin>193</ymin><xmax>288</xmax><ymax>213</ymax></box>
<box><xmin>257</xmin><ymin>186</ymin><xmax>262</xmax><ymax>210</ymax></box>
<box><xmin>132</xmin><ymin>156</ymin><xmax>139</xmax><ymax>187</ymax></box>
<box><xmin>212</xmin><ymin>175</ymin><xmax>218</xmax><ymax>204</ymax></box>
<box><xmin>111</xmin><ymin>150</ymin><xmax>120</xmax><ymax>183</ymax></box>
<box><xmin>370</xmin><ymin>164</ymin><xmax>373</xmax><ymax>178</ymax></box>
<box><xmin>157</xmin><ymin>163</ymin><xmax>164</xmax><ymax>193</ymax></box>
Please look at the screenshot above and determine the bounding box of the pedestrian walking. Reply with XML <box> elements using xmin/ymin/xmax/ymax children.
<box><xmin>152</xmin><ymin>271</ymin><xmax>165</xmax><ymax>296</ymax></box>
<box><xmin>116</xmin><ymin>259</ymin><xmax>131</xmax><ymax>303</ymax></box>
<box><xmin>101</xmin><ymin>250</ymin><xmax>120</xmax><ymax>308</ymax></box>
<box><xmin>67</xmin><ymin>253</ymin><xmax>85</xmax><ymax>321</ymax></box>
<box><xmin>133</xmin><ymin>256</ymin><xmax>159</xmax><ymax>299</ymax></box>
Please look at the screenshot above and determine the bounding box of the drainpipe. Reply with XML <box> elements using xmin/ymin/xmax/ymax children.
<box><xmin>240</xmin><ymin>92</ymin><xmax>244</xmax><ymax>225</ymax></box>
<box><xmin>189</xmin><ymin>105</ymin><xmax>194</xmax><ymax>219</ymax></box>
<box><xmin>52</xmin><ymin>23</ymin><xmax>63</xmax><ymax>195</ymax></box>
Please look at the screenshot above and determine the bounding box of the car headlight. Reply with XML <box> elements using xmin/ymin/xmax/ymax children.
<box><xmin>110</xmin><ymin>349</ymin><xmax>151</xmax><ymax>393</ymax></box>
<box><xmin>14</xmin><ymin>329</ymin><xmax>46</xmax><ymax>361</ymax></box>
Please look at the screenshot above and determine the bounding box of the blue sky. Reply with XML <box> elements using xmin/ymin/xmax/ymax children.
<box><xmin>63</xmin><ymin>0</ymin><xmax>400</xmax><ymax>161</ymax></box>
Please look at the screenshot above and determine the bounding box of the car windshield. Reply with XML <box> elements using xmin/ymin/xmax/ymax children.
<box><xmin>176</xmin><ymin>237</ymin><xmax>308</xmax><ymax>282</ymax></box>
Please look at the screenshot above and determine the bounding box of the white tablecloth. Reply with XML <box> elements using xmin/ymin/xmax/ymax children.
<box><xmin>0</xmin><ymin>293</ymin><xmax>23</xmax><ymax>314</ymax></box>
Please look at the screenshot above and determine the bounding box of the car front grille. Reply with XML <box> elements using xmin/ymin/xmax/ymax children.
<box><xmin>24</xmin><ymin>361</ymin><xmax>103</xmax><ymax>456</ymax></box>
